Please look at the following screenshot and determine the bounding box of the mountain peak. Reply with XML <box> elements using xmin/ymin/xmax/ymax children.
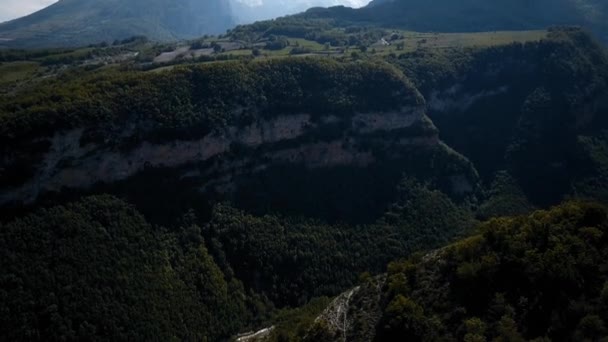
<box><xmin>0</xmin><ymin>0</ymin><xmax>235</xmax><ymax>48</ymax></box>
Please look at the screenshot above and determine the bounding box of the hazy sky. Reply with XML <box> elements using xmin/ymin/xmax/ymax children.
<box><xmin>0</xmin><ymin>0</ymin><xmax>370</xmax><ymax>23</ymax></box>
<box><xmin>0</xmin><ymin>0</ymin><xmax>57</xmax><ymax>22</ymax></box>
<box><xmin>235</xmin><ymin>0</ymin><xmax>369</xmax><ymax>7</ymax></box>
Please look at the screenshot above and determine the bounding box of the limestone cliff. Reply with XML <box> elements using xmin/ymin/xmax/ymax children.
<box><xmin>0</xmin><ymin>105</ymin><xmax>473</xmax><ymax>206</ymax></box>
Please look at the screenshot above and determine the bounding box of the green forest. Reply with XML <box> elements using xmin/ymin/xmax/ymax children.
<box><xmin>299</xmin><ymin>201</ymin><xmax>608</xmax><ymax>341</ymax></box>
<box><xmin>1</xmin><ymin>8</ymin><xmax>608</xmax><ymax>341</ymax></box>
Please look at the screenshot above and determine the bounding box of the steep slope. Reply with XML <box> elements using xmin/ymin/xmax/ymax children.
<box><xmin>239</xmin><ymin>0</ymin><xmax>608</xmax><ymax>42</ymax></box>
<box><xmin>0</xmin><ymin>57</ymin><xmax>483</xmax><ymax>323</ymax></box>
<box><xmin>0</xmin><ymin>0</ymin><xmax>234</xmax><ymax>48</ymax></box>
<box><xmin>299</xmin><ymin>201</ymin><xmax>608</xmax><ymax>341</ymax></box>
<box><xmin>0</xmin><ymin>58</ymin><xmax>479</xmax><ymax>223</ymax></box>
<box><xmin>230</xmin><ymin>0</ymin><xmax>369</xmax><ymax>24</ymax></box>
<box><xmin>0</xmin><ymin>195</ymin><xmax>250</xmax><ymax>341</ymax></box>
<box><xmin>205</xmin><ymin>183</ymin><xmax>475</xmax><ymax>308</ymax></box>
<box><xmin>1</xmin><ymin>27</ymin><xmax>608</xmax><ymax>341</ymax></box>
<box><xmin>391</xmin><ymin>28</ymin><xmax>608</xmax><ymax>211</ymax></box>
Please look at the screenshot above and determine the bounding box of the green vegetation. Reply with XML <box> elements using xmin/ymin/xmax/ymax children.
<box><xmin>0</xmin><ymin>25</ymin><xmax>552</xmax><ymax>96</ymax></box>
<box><xmin>0</xmin><ymin>195</ymin><xmax>251</xmax><ymax>341</ymax></box>
<box><xmin>267</xmin><ymin>297</ymin><xmax>332</xmax><ymax>341</ymax></box>
<box><xmin>0</xmin><ymin>62</ymin><xmax>39</xmax><ymax>86</ymax></box>
<box><xmin>1</xmin><ymin>20</ymin><xmax>608</xmax><ymax>342</ymax></box>
<box><xmin>207</xmin><ymin>178</ymin><xmax>475</xmax><ymax>307</ymax></box>
<box><xmin>477</xmin><ymin>171</ymin><xmax>535</xmax><ymax>220</ymax></box>
<box><xmin>290</xmin><ymin>0</ymin><xmax>608</xmax><ymax>41</ymax></box>
<box><xmin>373</xmin><ymin>201</ymin><xmax>608</xmax><ymax>341</ymax></box>
<box><xmin>161</xmin><ymin>28</ymin><xmax>513</xmax><ymax>64</ymax></box>
<box><xmin>389</xmin><ymin>28</ymin><xmax>608</xmax><ymax>207</ymax></box>
<box><xmin>229</xmin><ymin>18</ymin><xmax>546</xmax><ymax>57</ymax></box>
<box><xmin>0</xmin><ymin>58</ymin><xmax>418</xmax><ymax>145</ymax></box>
<box><xmin>265</xmin><ymin>201</ymin><xmax>608</xmax><ymax>341</ymax></box>
<box><xmin>0</xmin><ymin>179</ymin><xmax>476</xmax><ymax>340</ymax></box>
<box><xmin>0</xmin><ymin>0</ymin><xmax>233</xmax><ymax>48</ymax></box>
<box><xmin>0</xmin><ymin>39</ymin><xmax>155</xmax><ymax>94</ymax></box>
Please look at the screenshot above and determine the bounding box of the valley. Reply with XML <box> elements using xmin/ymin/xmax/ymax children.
<box><xmin>0</xmin><ymin>29</ymin><xmax>548</xmax><ymax>94</ymax></box>
<box><xmin>1</xmin><ymin>1</ymin><xmax>608</xmax><ymax>341</ymax></box>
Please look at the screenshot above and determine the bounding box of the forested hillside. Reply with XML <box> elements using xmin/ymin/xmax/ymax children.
<box><xmin>298</xmin><ymin>0</ymin><xmax>608</xmax><ymax>41</ymax></box>
<box><xmin>299</xmin><ymin>201</ymin><xmax>608</xmax><ymax>341</ymax></box>
<box><xmin>392</xmin><ymin>28</ymin><xmax>608</xmax><ymax>210</ymax></box>
<box><xmin>0</xmin><ymin>22</ymin><xmax>608</xmax><ymax>341</ymax></box>
<box><xmin>0</xmin><ymin>0</ymin><xmax>234</xmax><ymax>48</ymax></box>
<box><xmin>0</xmin><ymin>195</ymin><xmax>251</xmax><ymax>341</ymax></box>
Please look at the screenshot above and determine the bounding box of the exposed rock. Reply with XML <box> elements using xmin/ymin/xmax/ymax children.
<box><xmin>308</xmin><ymin>276</ymin><xmax>386</xmax><ymax>342</ymax></box>
<box><xmin>0</xmin><ymin>107</ymin><xmax>443</xmax><ymax>206</ymax></box>
<box><xmin>236</xmin><ymin>326</ymin><xmax>275</xmax><ymax>342</ymax></box>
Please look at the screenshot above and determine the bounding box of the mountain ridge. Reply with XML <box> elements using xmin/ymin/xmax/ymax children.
<box><xmin>0</xmin><ymin>0</ymin><xmax>235</xmax><ymax>48</ymax></box>
<box><xmin>286</xmin><ymin>0</ymin><xmax>608</xmax><ymax>42</ymax></box>
<box><xmin>1</xmin><ymin>14</ymin><xmax>608</xmax><ymax>341</ymax></box>
<box><xmin>298</xmin><ymin>201</ymin><xmax>608</xmax><ymax>341</ymax></box>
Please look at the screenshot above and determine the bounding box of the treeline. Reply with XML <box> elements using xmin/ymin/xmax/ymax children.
<box><xmin>229</xmin><ymin>17</ymin><xmax>390</xmax><ymax>48</ymax></box>
<box><xmin>370</xmin><ymin>201</ymin><xmax>608</xmax><ymax>341</ymax></box>
<box><xmin>0</xmin><ymin>57</ymin><xmax>421</xmax><ymax>191</ymax></box>
<box><xmin>4</xmin><ymin>168</ymin><xmax>607</xmax><ymax>340</ymax></box>
<box><xmin>0</xmin><ymin>58</ymin><xmax>419</xmax><ymax>145</ymax></box>
<box><xmin>388</xmin><ymin>28</ymin><xmax>608</xmax><ymax>208</ymax></box>
<box><xmin>205</xmin><ymin>178</ymin><xmax>475</xmax><ymax>307</ymax></box>
<box><xmin>263</xmin><ymin>0</ymin><xmax>607</xmax><ymax>42</ymax></box>
<box><xmin>228</xmin><ymin>0</ymin><xmax>608</xmax><ymax>46</ymax></box>
<box><xmin>0</xmin><ymin>35</ymin><xmax>145</xmax><ymax>65</ymax></box>
<box><xmin>0</xmin><ymin>175</ymin><xmax>477</xmax><ymax>339</ymax></box>
<box><xmin>260</xmin><ymin>201</ymin><xmax>608</xmax><ymax>341</ymax></box>
<box><xmin>0</xmin><ymin>195</ymin><xmax>256</xmax><ymax>341</ymax></box>
<box><xmin>136</xmin><ymin>52</ymin><xmax>253</xmax><ymax>70</ymax></box>
<box><xmin>0</xmin><ymin>48</ymin><xmax>80</xmax><ymax>63</ymax></box>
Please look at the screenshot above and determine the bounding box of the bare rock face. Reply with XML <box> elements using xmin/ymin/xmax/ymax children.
<box><xmin>305</xmin><ymin>250</ymin><xmax>448</xmax><ymax>342</ymax></box>
<box><xmin>307</xmin><ymin>276</ymin><xmax>386</xmax><ymax>342</ymax></box>
<box><xmin>0</xmin><ymin>105</ymin><xmax>456</xmax><ymax>206</ymax></box>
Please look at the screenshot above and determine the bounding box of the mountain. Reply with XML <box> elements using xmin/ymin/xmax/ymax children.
<box><xmin>230</xmin><ymin>0</ymin><xmax>369</xmax><ymax>23</ymax></box>
<box><xmin>0</xmin><ymin>195</ymin><xmax>249</xmax><ymax>341</ymax></box>
<box><xmin>288</xmin><ymin>0</ymin><xmax>608</xmax><ymax>41</ymax></box>
<box><xmin>297</xmin><ymin>201</ymin><xmax>608</xmax><ymax>341</ymax></box>
<box><xmin>394</xmin><ymin>27</ymin><xmax>608</xmax><ymax>209</ymax></box>
<box><xmin>230</xmin><ymin>0</ymin><xmax>321</xmax><ymax>24</ymax></box>
<box><xmin>1</xmin><ymin>16</ymin><xmax>608</xmax><ymax>342</ymax></box>
<box><xmin>0</xmin><ymin>0</ymin><xmax>234</xmax><ymax>48</ymax></box>
<box><xmin>0</xmin><ymin>56</ymin><xmax>480</xmax><ymax>340</ymax></box>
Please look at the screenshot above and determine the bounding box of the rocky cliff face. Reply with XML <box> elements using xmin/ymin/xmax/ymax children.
<box><xmin>310</xmin><ymin>278</ymin><xmax>385</xmax><ymax>342</ymax></box>
<box><xmin>305</xmin><ymin>250</ymin><xmax>445</xmax><ymax>342</ymax></box>
<box><xmin>0</xmin><ymin>105</ymin><xmax>459</xmax><ymax>206</ymax></box>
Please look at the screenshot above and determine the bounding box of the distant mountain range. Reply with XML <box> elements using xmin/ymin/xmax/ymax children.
<box><xmin>230</xmin><ymin>0</ymin><xmax>369</xmax><ymax>23</ymax></box>
<box><xmin>299</xmin><ymin>0</ymin><xmax>608</xmax><ymax>41</ymax></box>
<box><xmin>0</xmin><ymin>0</ymin><xmax>371</xmax><ymax>48</ymax></box>
<box><xmin>2</xmin><ymin>26</ymin><xmax>608</xmax><ymax>340</ymax></box>
<box><xmin>0</xmin><ymin>0</ymin><xmax>235</xmax><ymax>48</ymax></box>
<box><xmin>1</xmin><ymin>0</ymin><xmax>606</xmax><ymax>48</ymax></box>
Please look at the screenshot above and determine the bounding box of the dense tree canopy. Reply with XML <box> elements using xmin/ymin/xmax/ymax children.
<box><xmin>300</xmin><ymin>201</ymin><xmax>608</xmax><ymax>341</ymax></box>
<box><xmin>379</xmin><ymin>201</ymin><xmax>608</xmax><ymax>341</ymax></box>
<box><xmin>0</xmin><ymin>58</ymin><xmax>420</xmax><ymax>145</ymax></box>
<box><xmin>230</xmin><ymin>0</ymin><xmax>608</xmax><ymax>42</ymax></box>
<box><xmin>0</xmin><ymin>195</ymin><xmax>249</xmax><ymax>341</ymax></box>
<box><xmin>1</xmin><ymin>24</ymin><xmax>608</xmax><ymax>342</ymax></box>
